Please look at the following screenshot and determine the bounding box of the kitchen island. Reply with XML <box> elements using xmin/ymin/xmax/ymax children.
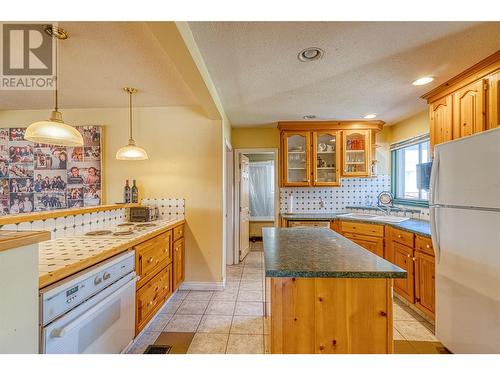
<box><xmin>263</xmin><ymin>227</ymin><xmax>406</xmax><ymax>354</ymax></box>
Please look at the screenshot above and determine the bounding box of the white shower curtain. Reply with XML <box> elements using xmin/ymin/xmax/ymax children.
<box><xmin>248</xmin><ymin>160</ymin><xmax>274</xmax><ymax>220</ymax></box>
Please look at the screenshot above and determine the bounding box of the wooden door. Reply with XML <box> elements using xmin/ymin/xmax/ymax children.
<box><xmin>414</xmin><ymin>250</ymin><xmax>435</xmax><ymax>318</ymax></box>
<box><xmin>392</xmin><ymin>242</ymin><xmax>414</xmax><ymax>303</ymax></box>
<box><xmin>487</xmin><ymin>70</ymin><xmax>499</xmax><ymax>129</ymax></box>
<box><xmin>342</xmin><ymin>130</ymin><xmax>370</xmax><ymax>177</ymax></box>
<box><xmin>239</xmin><ymin>154</ymin><xmax>250</xmax><ymax>261</ymax></box>
<box><xmin>312</xmin><ymin>131</ymin><xmax>340</xmax><ymax>186</ymax></box>
<box><xmin>282</xmin><ymin>131</ymin><xmax>311</xmax><ymax>186</ymax></box>
<box><xmin>173</xmin><ymin>238</ymin><xmax>185</xmax><ymax>291</ymax></box>
<box><xmin>429</xmin><ymin>95</ymin><xmax>452</xmax><ymax>157</ymax></box>
<box><xmin>453</xmin><ymin>79</ymin><xmax>486</xmax><ymax>138</ymax></box>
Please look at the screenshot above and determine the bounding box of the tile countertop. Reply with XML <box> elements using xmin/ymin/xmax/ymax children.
<box><xmin>280</xmin><ymin>212</ymin><xmax>431</xmax><ymax>238</ymax></box>
<box><xmin>263</xmin><ymin>227</ymin><xmax>406</xmax><ymax>279</ymax></box>
<box><xmin>38</xmin><ymin>218</ymin><xmax>185</xmax><ymax>289</ymax></box>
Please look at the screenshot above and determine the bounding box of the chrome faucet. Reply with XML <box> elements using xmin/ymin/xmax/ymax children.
<box><xmin>319</xmin><ymin>198</ymin><xmax>325</xmax><ymax>209</ymax></box>
<box><xmin>376</xmin><ymin>205</ymin><xmax>391</xmax><ymax>215</ymax></box>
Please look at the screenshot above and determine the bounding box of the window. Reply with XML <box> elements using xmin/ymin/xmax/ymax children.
<box><xmin>391</xmin><ymin>135</ymin><xmax>430</xmax><ymax>206</ymax></box>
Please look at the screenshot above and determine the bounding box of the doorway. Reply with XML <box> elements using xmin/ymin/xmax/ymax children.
<box><xmin>233</xmin><ymin>148</ymin><xmax>278</xmax><ymax>264</ymax></box>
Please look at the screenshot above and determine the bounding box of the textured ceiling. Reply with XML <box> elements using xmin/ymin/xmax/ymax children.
<box><xmin>188</xmin><ymin>21</ymin><xmax>500</xmax><ymax>126</ymax></box>
<box><xmin>1</xmin><ymin>22</ymin><xmax>198</xmax><ymax>110</ymax></box>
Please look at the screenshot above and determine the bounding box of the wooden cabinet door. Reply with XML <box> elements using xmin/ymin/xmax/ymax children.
<box><xmin>342</xmin><ymin>130</ymin><xmax>370</xmax><ymax>176</ymax></box>
<box><xmin>453</xmin><ymin>79</ymin><xmax>486</xmax><ymax>138</ymax></box>
<box><xmin>312</xmin><ymin>131</ymin><xmax>340</xmax><ymax>186</ymax></box>
<box><xmin>173</xmin><ymin>238</ymin><xmax>185</xmax><ymax>291</ymax></box>
<box><xmin>414</xmin><ymin>250</ymin><xmax>435</xmax><ymax>318</ymax></box>
<box><xmin>343</xmin><ymin>232</ymin><xmax>384</xmax><ymax>258</ymax></box>
<box><xmin>282</xmin><ymin>131</ymin><xmax>311</xmax><ymax>186</ymax></box>
<box><xmin>429</xmin><ymin>95</ymin><xmax>452</xmax><ymax>157</ymax></box>
<box><xmin>487</xmin><ymin>70</ymin><xmax>499</xmax><ymax>129</ymax></box>
<box><xmin>392</xmin><ymin>242</ymin><xmax>414</xmax><ymax>303</ymax></box>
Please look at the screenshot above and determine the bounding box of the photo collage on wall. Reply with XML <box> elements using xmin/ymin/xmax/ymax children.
<box><xmin>0</xmin><ymin>126</ymin><xmax>102</xmax><ymax>215</ymax></box>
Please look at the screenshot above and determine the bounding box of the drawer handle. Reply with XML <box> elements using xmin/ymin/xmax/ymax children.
<box><xmin>148</xmin><ymin>301</ymin><xmax>153</xmax><ymax>306</ymax></box>
<box><xmin>148</xmin><ymin>257</ymin><xmax>154</xmax><ymax>263</ymax></box>
<box><xmin>412</xmin><ymin>257</ymin><xmax>416</xmax><ymax>261</ymax></box>
<box><xmin>163</xmin><ymin>286</ymin><xmax>168</xmax><ymax>290</ymax></box>
<box><xmin>164</xmin><ymin>248</ymin><xmax>168</xmax><ymax>253</ymax></box>
<box><xmin>398</xmin><ymin>235</ymin><xmax>402</xmax><ymax>239</ymax></box>
<box><xmin>407</xmin><ymin>254</ymin><xmax>411</xmax><ymax>258</ymax></box>
<box><xmin>426</xmin><ymin>244</ymin><xmax>430</xmax><ymax>249</ymax></box>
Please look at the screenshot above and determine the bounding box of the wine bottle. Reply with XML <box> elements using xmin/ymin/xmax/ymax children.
<box><xmin>131</xmin><ymin>180</ymin><xmax>138</xmax><ymax>203</ymax></box>
<box><xmin>124</xmin><ymin>180</ymin><xmax>131</xmax><ymax>203</ymax></box>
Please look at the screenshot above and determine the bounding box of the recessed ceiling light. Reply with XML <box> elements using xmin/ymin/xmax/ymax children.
<box><xmin>412</xmin><ymin>76</ymin><xmax>434</xmax><ymax>86</ymax></box>
<box><xmin>298</xmin><ymin>47</ymin><xmax>324</xmax><ymax>62</ymax></box>
<box><xmin>303</xmin><ymin>115</ymin><xmax>317</xmax><ymax>120</ymax></box>
<box><xmin>363</xmin><ymin>113</ymin><xmax>377</xmax><ymax>119</ymax></box>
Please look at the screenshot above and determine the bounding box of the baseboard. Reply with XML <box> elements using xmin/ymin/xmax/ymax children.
<box><xmin>179</xmin><ymin>281</ymin><xmax>225</xmax><ymax>291</ymax></box>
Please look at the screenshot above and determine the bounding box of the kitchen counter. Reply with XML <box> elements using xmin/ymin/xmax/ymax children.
<box><xmin>281</xmin><ymin>212</ymin><xmax>431</xmax><ymax>237</ymax></box>
<box><xmin>263</xmin><ymin>227</ymin><xmax>406</xmax><ymax>279</ymax></box>
<box><xmin>38</xmin><ymin>218</ymin><xmax>184</xmax><ymax>288</ymax></box>
<box><xmin>0</xmin><ymin>230</ymin><xmax>51</xmax><ymax>253</ymax></box>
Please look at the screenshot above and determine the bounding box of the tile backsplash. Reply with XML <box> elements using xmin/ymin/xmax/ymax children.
<box><xmin>280</xmin><ymin>175</ymin><xmax>430</xmax><ymax>221</ymax></box>
<box><xmin>0</xmin><ymin>198</ymin><xmax>185</xmax><ymax>239</ymax></box>
<box><xmin>280</xmin><ymin>175</ymin><xmax>391</xmax><ymax>213</ymax></box>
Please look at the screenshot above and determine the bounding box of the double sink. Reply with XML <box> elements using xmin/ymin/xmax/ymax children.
<box><xmin>337</xmin><ymin>212</ymin><xmax>410</xmax><ymax>223</ymax></box>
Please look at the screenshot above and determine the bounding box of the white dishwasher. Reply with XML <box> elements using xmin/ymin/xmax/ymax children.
<box><xmin>39</xmin><ymin>251</ymin><xmax>137</xmax><ymax>354</ymax></box>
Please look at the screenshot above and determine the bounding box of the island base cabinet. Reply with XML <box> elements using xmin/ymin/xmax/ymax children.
<box><xmin>269</xmin><ymin>277</ymin><xmax>393</xmax><ymax>354</ymax></box>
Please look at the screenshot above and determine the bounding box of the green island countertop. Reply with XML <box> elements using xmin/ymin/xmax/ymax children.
<box><xmin>263</xmin><ymin>227</ymin><xmax>407</xmax><ymax>279</ymax></box>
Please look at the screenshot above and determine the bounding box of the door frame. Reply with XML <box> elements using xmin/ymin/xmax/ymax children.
<box><xmin>233</xmin><ymin>148</ymin><xmax>279</xmax><ymax>265</ymax></box>
<box><xmin>225</xmin><ymin>139</ymin><xmax>234</xmax><ymax>266</ymax></box>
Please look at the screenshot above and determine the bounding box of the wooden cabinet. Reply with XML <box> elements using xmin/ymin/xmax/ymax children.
<box><xmin>173</xmin><ymin>237</ymin><xmax>185</xmax><ymax>290</ymax></box>
<box><xmin>392</xmin><ymin>242</ymin><xmax>415</xmax><ymax>304</ymax></box>
<box><xmin>312</xmin><ymin>131</ymin><xmax>340</xmax><ymax>186</ymax></box>
<box><xmin>487</xmin><ymin>70</ymin><xmax>499</xmax><ymax>129</ymax></box>
<box><xmin>342</xmin><ymin>130</ymin><xmax>371</xmax><ymax>177</ymax></box>
<box><xmin>278</xmin><ymin>121</ymin><xmax>384</xmax><ymax>187</ymax></box>
<box><xmin>453</xmin><ymin>79</ymin><xmax>486</xmax><ymax>138</ymax></box>
<box><xmin>343</xmin><ymin>232</ymin><xmax>384</xmax><ymax>258</ymax></box>
<box><xmin>429</xmin><ymin>95</ymin><xmax>452</xmax><ymax>156</ymax></box>
<box><xmin>134</xmin><ymin>222</ymin><xmax>185</xmax><ymax>336</ymax></box>
<box><xmin>423</xmin><ymin>51</ymin><xmax>500</xmax><ymax>155</ymax></box>
<box><xmin>414</xmin><ymin>250</ymin><xmax>435</xmax><ymax>319</ymax></box>
<box><xmin>282</xmin><ymin>131</ymin><xmax>311</xmax><ymax>186</ymax></box>
<box><xmin>340</xmin><ymin>221</ymin><xmax>384</xmax><ymax>258</ymax></box>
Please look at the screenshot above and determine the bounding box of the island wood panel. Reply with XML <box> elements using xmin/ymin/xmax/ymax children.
<box><xmin>270</xmin><ymin>277</ymin><xmax>393</xmax><ymax>354</ymax></box>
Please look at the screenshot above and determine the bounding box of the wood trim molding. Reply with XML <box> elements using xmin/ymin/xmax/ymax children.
<box><xmin>421</xmin><ymin>50</ymin><xmax>500</xmax><ymax>103</ymax></box>
<box><xmin>278</xmin><ymin>120</ymin><xmax>385</xmax><ymax>131</ymax></box>
<box><xmin>0</xmin><ymin>230</ymin><xmax>51</xmax><ymax>253</ymax></box>
<box><xmin>0</xmin><ymin>203</ymin><xmax>141</xmax><ymax>226</ymax></box>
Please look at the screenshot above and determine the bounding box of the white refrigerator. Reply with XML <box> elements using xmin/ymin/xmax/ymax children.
<box><xmin>430</xmin><ymin>127</ymin><xmax>500</xmax><ymax>353</ymax></box>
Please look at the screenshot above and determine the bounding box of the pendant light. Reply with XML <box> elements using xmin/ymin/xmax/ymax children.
<box><xmin>25</xmin><ymin>26</ymin><xmax>84</xmax><ymax>147</ymax></box>
<box><xmin>115</xmin><ymin>87</ymin><xmax>148</xmax><ymax>160</ymax></box>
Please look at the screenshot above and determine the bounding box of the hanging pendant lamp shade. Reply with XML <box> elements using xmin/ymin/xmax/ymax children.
<box><xmin>116</xmin><ymin>87</ymin><xmax>148</xmax><ymax>160</ymax></box>
<box><xmin>25</xmin><ymin>26</ymin><xmax>83</xmax><ymax>147</ymax></box>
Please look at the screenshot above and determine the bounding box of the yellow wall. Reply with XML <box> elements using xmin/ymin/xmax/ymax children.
<box><xmin>390</xmin><ymin>110</ymin><xmax>429</xmax><ymax>143</ymax></box>
<box><xmin>0</xmin><ymin>106</ymin><xmax>224</xmax><ymax>284</ymax></box>
<box><xmin>231</xmin><ymin>126</ymin><xmax>280</xmax><ymax>149</ymax></box>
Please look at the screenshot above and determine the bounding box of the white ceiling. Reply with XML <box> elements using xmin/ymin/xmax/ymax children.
<box><xmin>188</xmin><ymin>21</ymin><xmax>500</xmax><ymax>126</ymax></box>
<box><xmin>1</xmin><ymin>22</ymin><xmax>198</xmax><ymax>110</ymax></box>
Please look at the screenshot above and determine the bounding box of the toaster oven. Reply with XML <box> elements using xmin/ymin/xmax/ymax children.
<box><xmin>129</xmin><ymin>206</ymin><xmax>159</xmax><ymax>222</ymax></box>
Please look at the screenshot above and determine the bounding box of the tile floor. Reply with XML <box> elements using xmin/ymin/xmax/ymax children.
<box><xmin>128</xmin><ymin>241</ymin><xmax>448</xmax><ymax>354</ymax></box>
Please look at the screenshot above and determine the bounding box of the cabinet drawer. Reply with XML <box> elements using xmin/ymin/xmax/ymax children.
<box><xmin>340</xmin><ymin>221</ymin><xmax>384</xmax><ymax>237</ymax></box>
<box><xmin>173</xmin><ymin>224</ymin><xmax>185</xmax><ymax>241</ymax></box>
<box><xmin>136</xmin><ymin>231</ymin><xmax>172</xmax><ymax>287</ymax></box>
<box><xmin>136</xmin><ymin>264</ymin><xmax>172</xmax><ymax>328</ymax></box>
<box><xmin>391</xmin><ymin>227</ymin><xmax>414</xmax><ymax>248</ymax></box>
<box><xmin>415</xmin><ymin>235</ymin><xmax>434</xmax><ymax>256</ymax></box>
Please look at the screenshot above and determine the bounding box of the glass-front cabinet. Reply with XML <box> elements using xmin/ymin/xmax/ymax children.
<box><xmin>342</xmin><ymin>130</ymin><xmax>370</xmax><ymax>177</ymax></box>
<box><xmin>282</xmin><ymin>131</ymin><xmax>311</xmax><ymax>186</ymax></box>
<box><xmin>312</xmin><ymin>131</ymin><xmax>340</xmax><ymax>186</ymax></box>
